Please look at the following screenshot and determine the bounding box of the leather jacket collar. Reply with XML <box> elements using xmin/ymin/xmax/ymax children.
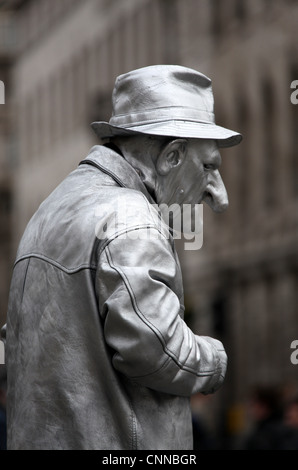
<box><xmin>79</xmin><ymin>145</ymin><xmax>156</xmax><ymax>204</ymax></box>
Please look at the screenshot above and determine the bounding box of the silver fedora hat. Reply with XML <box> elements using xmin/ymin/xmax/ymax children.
<box><xmin>91</xmin><ymin>65</ymin><xmax>242</xmax><ymax>148</ymax></box>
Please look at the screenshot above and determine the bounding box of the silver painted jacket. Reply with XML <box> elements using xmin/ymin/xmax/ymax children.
<box><xmin>6</xmin><ymin>145</ymin><xmax>227</xmax><ymax>450</ymax></box>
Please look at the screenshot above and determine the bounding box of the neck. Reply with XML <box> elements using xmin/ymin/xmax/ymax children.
<box><xmin>111</xmin><ymin>137</ymin><xmax>159</xmax><ymax>201</ymax></box>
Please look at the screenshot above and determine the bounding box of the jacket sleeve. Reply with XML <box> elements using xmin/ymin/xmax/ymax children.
<box><xmin>96</xmin><ymin>227</ymin><xmax>227</xmax><ymax>397</ymax></box>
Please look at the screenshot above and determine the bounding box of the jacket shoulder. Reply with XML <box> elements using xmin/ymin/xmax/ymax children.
<box><xmin>94</xmin><ymin>188</ymin><xmax>167</xmax><ymax>243</ymax></box>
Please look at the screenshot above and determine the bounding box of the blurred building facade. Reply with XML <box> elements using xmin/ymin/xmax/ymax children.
<box><xmin>0</xmin><ymin>2</ymin><xmax>16</xmax><ymax>339</ymax></box>
<box><xmin>0</xmin><ymin>0</ymin><xmax>298</xmax><ymax>447</ymax></box>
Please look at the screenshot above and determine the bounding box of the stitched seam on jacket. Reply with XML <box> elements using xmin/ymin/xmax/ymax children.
<box><xmin>106</xmin><ymin>246</ymin><xmax>215</xmax><ymax>378</ymax></box>
<box><xmin>113</xmin><ymin>352</ymin><xmax>173</xmax><ymax>380</ymax></box>
<box><xmin>119</xmin><ymin>382</ymin><xmax>137</xmax><ymax>450</ymax></box>
<box><xmin>20</xmin><ymin>258</ymin><xmax>30</xmax><ymax>304</ymax></box>
<box><xmin>79</xmin><ymin>158</ymin><xmax>126</xmax><ymax>188</ymax></box>
<box><xmin>97</xmin><ymin>225</ymin><xmax>169</xmax><ymax>259</ymax></box>
<box><xmin>14</xmin><ymin>253</ymin><xmax>97</xmax><ymax>274</ymax></box>
<box><xmin>130</xmin><ymin>403</ymin><xmax>138</xmax><ymax>450</ymax></box>
<box><xmin>131</xmin><ymin>357</ymin><xmax>174</xmax><ymax>380</ymax></box>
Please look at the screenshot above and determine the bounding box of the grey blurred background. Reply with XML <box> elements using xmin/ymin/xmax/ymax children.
<box><xmin>0</xmin><ymin>0</ymin><xmax>298</xmax><ymax>450</ymax></box>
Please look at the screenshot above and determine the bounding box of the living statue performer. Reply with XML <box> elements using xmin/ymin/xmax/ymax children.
<box><xmin>3</xmin><ymin>65</ymin><xmax>242</xmax><ymax>450</ymax></box>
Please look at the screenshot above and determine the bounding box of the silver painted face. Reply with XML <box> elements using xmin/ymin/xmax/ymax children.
<box><xmin>159</xmin><ymin>138</ymin><xmax>228</xmax><ymax>213</ymax></box>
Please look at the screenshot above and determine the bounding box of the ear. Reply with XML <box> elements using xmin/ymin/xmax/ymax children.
<box><xmin>156</xmin><ymin>139</ymin><xmax>188</xmax><ymax>176</ymax></box>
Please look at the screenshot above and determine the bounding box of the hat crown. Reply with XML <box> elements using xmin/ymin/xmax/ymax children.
<box><xmin>91</xmin><ymin>65</ymin><xmax>242</xmax><ymax>148</ymax></box>
<box><xmin>110</xmin><ymin>65</ymin><xmax>215</xmax><ymax>127</ymax></box>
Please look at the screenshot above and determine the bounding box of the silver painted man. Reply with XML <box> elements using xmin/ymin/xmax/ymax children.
<box><xmin>4</xmin><ymin>65</ymin><xmax>242</xmax><ymax>450</ymax></box>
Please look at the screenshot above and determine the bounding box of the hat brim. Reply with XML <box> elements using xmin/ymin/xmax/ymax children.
<box><xmin>91</xmin><ymin>120</ymin><xmax>242</xmax><ymax>148</ymax></box>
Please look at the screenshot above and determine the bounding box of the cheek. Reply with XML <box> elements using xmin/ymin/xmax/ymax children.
<box><xmin>187</xmin><ymin>173</ymin><xmax>206</xmax><ymax>198</ymax></box>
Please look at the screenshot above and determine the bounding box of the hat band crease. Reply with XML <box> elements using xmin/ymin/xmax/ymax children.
<box><xmin>110</xmin><ymin>106</ymin><xmax>215</xmax><ymax>127</ymax></box>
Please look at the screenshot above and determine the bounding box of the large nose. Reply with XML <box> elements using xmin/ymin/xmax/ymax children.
<box><xmin>203</xmin><ymin>170</ymin><xmax>229</xmax><ymax>213</ymax></box>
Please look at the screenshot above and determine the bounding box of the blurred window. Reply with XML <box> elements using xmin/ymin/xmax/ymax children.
<box><xmin>0</xmin><ymin>189</ymin><xmax>11</xmax><ymax>242</ymax></box>
<box><xmin>262</xmin><ymin>78</ymin><xmax>277</xmax><ymax>207</ymax></box>
<box><xmin>235</xmin><ymin>0</ymin><xmax>246</xmax><ymax>22</ymax></box>
<box><xmin>237</xmin><ymin>95</ymin><xmax>250</xmax><ymax>216</ymax></box>
<box><xmin>211</xmin><ymin>0</ymin><xmax>223</xmax><ymax>41</ymax></box>
<box><xmin>290</xmin><ymin>62</ymin><xmax>298</xmax><ymax>197</ymax></box>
